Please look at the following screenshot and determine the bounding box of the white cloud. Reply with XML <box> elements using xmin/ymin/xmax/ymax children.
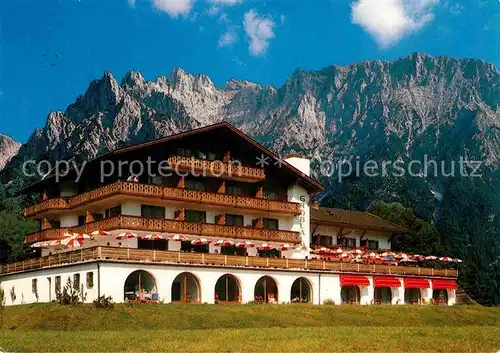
<box><xmin>243</xmin><ymin>9</ymin><xmax>275</xmax><ymax>56</ymax></box>
<box><xmin>209</xmin><ymin>0</ymin><xmax>242</xmax><ymax>4</ymax></box>
<box><xmin>152</xmin><ymin>0</ymin><xmax>194</xmax><ymax>18</ymax></box>
<box><xmin>351</xmin><ymin>0</ymin><xmax>438</xmax><ymax>48</ymax></box>
<box><xmin>218</xmin><ymin>31</ymin><xmax>237</xmax><ymax>48</ymax></box>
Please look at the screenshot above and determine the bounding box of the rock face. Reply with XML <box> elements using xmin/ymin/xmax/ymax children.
<box><xmin>5</xmin><ymin>53</ymin><xmax>499</xmax><ymax>177</ymax></box>
<box><xmin>0</xmin><ymin>134</ymin><xmax>21</xmax><ymax>171</ymax></box>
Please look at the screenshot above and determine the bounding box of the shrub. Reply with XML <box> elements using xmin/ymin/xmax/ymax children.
<box><xmin>93</xmin><ymin>295</ymin><xmax>115</xmax><ymax>309</ymax></box>
<box><xmin>56</xmin><ymin>277</ymin><xmax>87</xmax><ymax>305</ymax></box>
<box><xmin>322</xmin><ymin>299</ymin><xmax>336</xmax><ymax>305</ymax></box>
<box><xmin>9</xmin><ymin>286</ymin><xmax>16</xmax><ymax>304</ymax></box>
<box><xmin>0</xmin><ymin>286</ymin><xmax>5</xmax><ymax>328</ymax></box>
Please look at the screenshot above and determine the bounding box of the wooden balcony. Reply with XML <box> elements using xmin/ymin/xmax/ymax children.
<box><xmin>0</xmin><ymin>246</ymin><xmax>458</xmax><ymax>278</ymax></box>
<box><xmin>24</xmin><ymin>215</ymin><xmax>301</xmax><ymax>244</ymax></box>
<box><xmin>167</xmin><ymin>156</ymin><xmax>266</xmax><ymax>182</ymax></box>
<box><xmin>24</xmin><ymin>181</ymin><xmax>300</xmax><ymax>218</ymax></box>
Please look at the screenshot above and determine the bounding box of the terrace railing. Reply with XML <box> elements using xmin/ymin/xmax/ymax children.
<box><xmin>24</xmin><ymin>181</ymin><xmax>299</xmax><ymax>217</ymax></box>
<box><xmin>0</xmin><ymin>246</ymin><xmax>458</xmax><ymax>278</ymax></box>
<box><xmin>24</xmin><ymin>215</ymin><xmax>302</xmax><ymax>244</ymax></box>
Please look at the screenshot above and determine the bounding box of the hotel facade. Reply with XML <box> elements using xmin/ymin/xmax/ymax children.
<box><xmin>0</xmin><ymin>123</ymin><xmax>458</xmax><ymax>306</ymax></box>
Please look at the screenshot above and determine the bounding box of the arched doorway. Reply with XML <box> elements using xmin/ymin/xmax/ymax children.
<box><xmin>341</xmin><ymin>286</ymin><xmax>360</xmax><ymax>304</ymax></box>
<box><xmin>215</xmin><ymin>274</ymin><xmax>241</xmax><ymax>303</ymax></box>
<box><xmin>290</xmin><ymin>277</ymin><xmax>312</xmax><ymax>303</ymax></box>
<box><xmin>374</xmin><ymin>287</ymin><xmax>392</xmax><ymax>304</ymax></box>
<box><xmin>404</xmin><ymin>288</ymin><xmax>421</xmax><ymax>304</ymax></box>
<box><xmin>254</xmin><ymin>276</ymin><xmax>278</xmax><ymax>303</ymax></box>
<box><xmin>433</xmin><ymin>289</ymin><xmax>448</xmax><ymax>305</ymax></box>
<box><xmin>171</xmin><ymin>272</ymin><xmax>201</xmax><ymax>303</ymax></box>
<box><xmin>124</xmin><ymin>270</ymin><xmax>157</xmax><ymax>301</ymax></box>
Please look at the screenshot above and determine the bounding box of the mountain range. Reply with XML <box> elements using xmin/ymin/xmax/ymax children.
<box><xmin>0</xmin><ymin>52</ymin><xmax>499</xmax><ymax>304</ymax></box>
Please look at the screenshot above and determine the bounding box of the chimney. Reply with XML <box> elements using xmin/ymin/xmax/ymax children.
<box><xmin>284</xmin><ymin>154</ymin><xmax>311</xmax><ymax>176</ymax></box>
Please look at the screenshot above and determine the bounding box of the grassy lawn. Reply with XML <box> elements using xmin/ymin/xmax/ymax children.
<box><xmin>1</xmin><ymin>304</ymin><xmax>499</xmax><ymax>352</ymax></box>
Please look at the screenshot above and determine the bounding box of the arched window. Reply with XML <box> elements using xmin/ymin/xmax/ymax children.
<box><xmin>171</xmin><ymin>272</ymin><xmax>201</xmax><ymax>303</ymax></box>
<box><xmin>341</xmin><ymin>286</ymin><xmax>360</xmax><ymax>304</ymax></box>
<box><xmin>290</xmin><ymin>277</ymin><xmax>312</xmax><ymax>303</ymax></box>
<box><xmin>432</xmin><ymin>289</ymin><xmax>448</xmax><ymax>305</ymax></box>
<box><xmin>124</xmin><ymin>270</ymin><xmax>157</xmax><ymax>302</ymax></box>
<box><xmin>215</xmin><ymin>274</ymin><xmax>241</xmax><ymax>303</ymax></box>
<box><xmin>254</xmin><ymin>276</ymin><xmax>278</xmax><ymax>303</ymax></box>
<box><xmin>374</xmin><ymin>287</ymin><xmax>392</xmax><ymax>304</ymax></box>
<box><xmin>404</xmin><ymin>288</ymin><xmax>421</xmax><ymax>304</ymax></box>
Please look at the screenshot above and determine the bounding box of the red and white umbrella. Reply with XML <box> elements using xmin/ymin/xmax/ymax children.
<box><xmin>395</xmin><ymin>253</ymin><xmax>409</xmax><ymax>259</ymax></box>
<box><xmin>351</xmin><ymin>249</ymin><xmax>364</xmax><ymax>255</ymax></box>
<box><xmin>76</xmin><ymin>233</ymin><xmax>94</xmax><ymax>240</ymax></box>
<box><xmin>368</xmin><ymin>252</ymin><xmax>377</xmax><ymax>258</ymax></box>
<box><xmin>295</xmin><ymin>243</ymin><xmax>308</xmax><ymax>252</ymax></box>
<box><xmin>116</xmin><ymin>232</ymin><xmax>138</xmax><ymax>240</ymax></box>
<box><xmin>318</xmin><ymin>246</ymin><xmax>332</xmax><ymax>254</ymax></box>
<box><xmin>400</xmin><ymin>258</ymin><xmax>417</xmax><ymax>263</ymax></box>
<box><xmin>141</xmin><ymin>233</ymin><xmax>165</xmax><ymax>240</ymax></box>
<box><xmin>91</xmin><ymin>230</ymin><xmax>110</xmax><ymax>236</ymax></box>
<box><xmin>425</xmin><ymin>255</ymin><xmax>438</xmax><ymax>261</ymax></box>
<box><xmin>31</xmin><ymin>240</ymin><xmax>51</xmax><ymax>248</ymax></box>
<box><xmin>235</xmin><ymin>240</ymin><xmax>255</xmax><ymax>248</ymax></box>
<box><xmin>191</xmin><ymin>237</ymin><xmax>211</xmax><ymax>246</ymax></box>
<box><xmin>61</xmin><ymin>237</ymin><xmax>83</xmax><ymax>248</ymax></box>
<box><xmin>168</xmin><ymin>234</ymin><xmax>188</xmax><ymax>241</ymax></box>
<box><xmin>214</xmin><ymin>239</ymin><xmax>234</xmax><ymax>247</ymax></box>
<box><xmin>280</xmin><ymin>243</ymin><xmax>294</xmax><ymax>251</ymax></box>
<box><xmin>334</xmin><ymin>248</ymin><xmax>344</xmax><ymax>254</ymax></box>
<box><xmin>411</xmin><ymin>254</ymin><xmax>425</xmax><ymax>261</ymax></box>
<box><xmin>340</xmin><ymin>252</ymin><xmax>351</xmax><ymax>258</ymax></box>
<box><xmin>257</xmin><ymin>243</ymin><xmax>275</xmax><ymax>251</ymax></box>
<box><xmin>454</xmin><ymin>258</ymin><xmax>463</xmax><ymax>263</ymax></box>
<box><xmin>381</xmin><ymin>251</ymin><xmax>395</xmax><ymax>257</ymax></box>
<box><xmin>439</xmin><ymin>256</ymin><xmax>454</xmax><ymax>262</ymax></box>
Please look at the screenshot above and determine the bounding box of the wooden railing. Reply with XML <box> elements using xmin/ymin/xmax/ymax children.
<box><xmin>24</xmin><ymin>181</ymin><xmax>299</xmax><ymax>217</ymax></box>
<box><xmin>0</xmin><ymin>246</ymin><xmax>458</xmax><ymax>278</ymax></box>
<box><xmin>167</xmin><ymin>156</ymin><xmax>266</xmax><ymax>181</ymax></box>
<box><xmin>24</xmin><ymin>215</ymin><xmax>301</xmax><ymax>244</ymax></box>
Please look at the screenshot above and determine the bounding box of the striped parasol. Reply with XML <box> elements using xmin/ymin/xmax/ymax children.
<box><xmin>257</xmin><ymin>243</ymin><xmax>275</xmax><ymax>251</ymax></box>
<box><xmin>439</xmin><ymin>256</ymin><xmax>454</xmax><ymax>262</ymax></box>
<box><xmin>61</xmin><ymin>237</ymin><xmax>83</xmax><ymax>248</ymax></box>
<box><xmin>425</xmin><ymin>255</ymin><xmax>438</xmax><ymax>261</ymax></box>
<box><xmin>191</xmin><ymin>237</ymin><xmax>211</xmax><ymax>246</ymax></box>
<box><xmin>295</xmin><ymin>243</ymin><xmax>308</xmax><ymax>252</ymax></box>
<box><xmin>334</xmin><ymin>248</ymin><xmax>344</xmax><ymax>254</ymax></box>
<box><xmin>214</xmin><ymin>239</ymin><xmax>235</xmax><ymax>247</ymax></box>
<box><xmin>91</xmin><ymin>230</ymin><xmax>111</xmax><ymax>236</ymax></box>
<box><xmin>235</xmin><ymin>240</ymin><xmax>255</xmax><ymax>248</ymax></box>
<box><xmin>167</xmin><ymin>234</ymin><xmax>189</xmax><ymax>241</ymax></box>
<box><xmin>279</xmin><ymin>243</ymin><xmax>294</xmax><ymax>251</ymax></box>
<box><xmin>116</xmin><ymin>232</ymin><xmax>138</xmax><ymax>240</ymax></box>
<box><xmin>141</xmin><ymin>233</ymin><xmax>165</xmax><ymax>240</ymax></box>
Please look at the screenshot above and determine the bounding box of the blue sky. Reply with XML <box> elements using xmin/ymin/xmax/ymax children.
<box><xmin>1</xmin><ymin>0</ymin><xmax>498</xmax><ymax>143</ymax></box>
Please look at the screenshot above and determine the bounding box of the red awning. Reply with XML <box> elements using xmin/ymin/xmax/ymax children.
<box><xmin>373</xmin><ymin>276</ymin><xmax>401</xmax><ymax>288</ymax></box>
<box><xmin>404</xmin><ymin>278</ymin><xmax>430</xmax><ymax>289</ymax></box>
<box><xmin>432</xmin><ymin>279</ymin><xmax>457</xmax><ymax>290</ymax></box>
<box><xmin>340</xmin><ymin>275</ymin><xmax>370</xmax><ymax>287</ymax></box>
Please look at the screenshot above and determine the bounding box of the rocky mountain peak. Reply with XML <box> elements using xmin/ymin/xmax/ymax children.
<box><xmin>0</xmin><ymin>134</ymin><xmax>21</xmax><ymax>171</ymax></box>
<box><xmin>121</xmin><ymin>70</ymin><xmax>146</xmax><ymax>89</ymax></box>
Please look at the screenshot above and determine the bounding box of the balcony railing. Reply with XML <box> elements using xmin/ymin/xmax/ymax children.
<box><xmin>167</xmin><ymin>156</ymin><xmax>266</xmax><ymax>182</ymax></box>
<box><xmin>24</xmin><ymin>215</ymin><xmax>301</xmax><ymax>244</ymax></box>
<box><xmin>24</xmin><ymin>181</ymin><xmax>300</xmax><ymax>217</ymax></box>
<box><xmin>0</xmin><ymin>246</ymin><xmax>458</xmax><ymax>278</ymax></box>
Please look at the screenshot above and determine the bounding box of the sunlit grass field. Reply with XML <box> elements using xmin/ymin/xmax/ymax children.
<box><xmin>1</xmin><ymin>304</ymin><xmax>499</xmax><ymax>352</ymax></box>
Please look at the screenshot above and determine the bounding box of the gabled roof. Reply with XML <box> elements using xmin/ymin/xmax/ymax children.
<box><xmin>311</xmin><ymin>207</ymin><xmax>409</xmax><ymax>234</ymax></box>
<box><xmin>22</xmin><ymin>121</ymin><xmax>324</xmax><ymax>193</ymax></box>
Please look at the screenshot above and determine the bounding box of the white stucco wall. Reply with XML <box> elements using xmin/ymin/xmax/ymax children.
<box><xmin>312</xmin><ymin>225</ymin><xmax>391</xmax><ymax>250</ymax></box>
<box><xmin>0</xmin><ymin>262</ymin><xmax>456</xmax><ymax>306</ymax></box>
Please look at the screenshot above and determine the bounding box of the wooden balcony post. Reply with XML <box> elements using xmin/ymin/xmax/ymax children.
<box><xmin>218</xmin><ymin>181</ymin><xmax>226</xmax><ymax>194</ymax></box>
<box><xmin>216</xmin><ymin>214</ymin><xmax>226</xmax><ymax>225</ymax></box>
<box><xmin>85</xmin><ymin>211</ymin><xmax>94</xmax><ymax>224</ymax></box>
<box><xmin>223</xmin><ymin>151</ymin><xmax>231</xmax><ymax>164</ymax></box>
<box><xmin>42</xmin><ymin>218</ymin><xmax>52</xmax><ymax>230</ymax></box>
<box><xmin>175</xmin><ymin>208</ymin><xmax>185</xmax><ymax>221</ymax></box>
<box><xmin>253</xmin><ymin>217</ymin><xmax>263</xmax><ymax>229</ymax></box>
<box><xmin>255</xmin><ymin>186</ymin><xmax>263</xmax><ymax>199</ymax></box>
<box><xmin>177</xmin><ymin>176</ymin><xmax>185</xmax><ymax>189</ymax></box>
